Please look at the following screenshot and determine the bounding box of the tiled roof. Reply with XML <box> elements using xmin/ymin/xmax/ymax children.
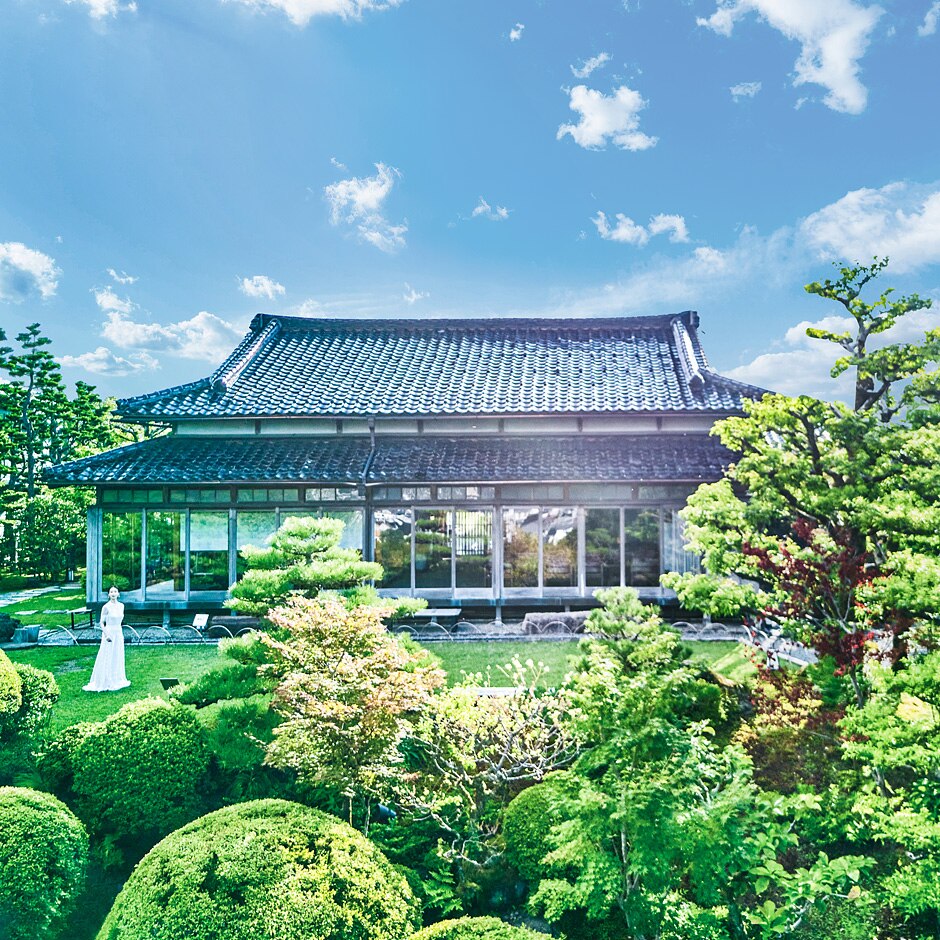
<box><xmin>116</xmin><ymin>312</ymin><xmax>767</xmax><ymax>420</ymax></box>
<box><xmin>45</xmin><ymin>433</ymin><xmax>733</xmax><ymax>486</ymax></box>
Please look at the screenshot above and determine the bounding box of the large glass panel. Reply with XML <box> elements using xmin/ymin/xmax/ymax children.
<box><xmin>503</xmin><ymin>507</ymin><xmax>539</xmax><ymax>589</ymax></box>
<box><xmin>663</xmin><ymin>508</ymin><xmax>701</xmax><ymax>576</ymax></box>
<box><xmin>415</xmin><ymin>509</ymin><xmax>452</xmax><ymax>589</ymax></box>
<box><xmin>542</xmin><ymin>507</ymin><xmax>578</xmax><ymax>589</ymax></box>
<box><xmin>145</xmin><ymin>511</ymin><xmax>184</xmax><ymax>597</ymax></box>
<box><xmin>101</xmin><ymin>512</ymin><xmax>142</xmax><ymax>599</ymax></box>
<box><xmin>455</xmin><ymin>510</ymin><xmax>492</xmax><ymax>589</ymax></box>
<box><xmin>236</xmin><ymin>511</ymin><xmax>277</xmax><ymax>578</ymax></box>
<box><xmin>315</xmin><ymin>509</ymin><xmax>365</xmax><ymax>552</ymax></box>
<box><xmin>190</xmin><ymin>511</ymin><xmax>230</xmax><ymax>591</ymax></box>
<box><xmin>585</xmin><ymin>508</ymin><xmax>621</xmax><ymax>588</ymax></box>
<box><xmin>374</xmin><ymin>508</ymin><xmax>412</xmax><ymax>589</ymax></box>
<box><xmin>623</xmin><ymin>508</ymin><xmax>660</xmax><ymax>587</ymax></box>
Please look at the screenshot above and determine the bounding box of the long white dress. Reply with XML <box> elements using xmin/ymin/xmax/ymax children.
<box><xmin>83</xmin><ymin>601</ymin><xmax>131</xmax><ymax>692</ymax></box>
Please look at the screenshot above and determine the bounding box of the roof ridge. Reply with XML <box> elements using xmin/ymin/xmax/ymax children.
<box><xmin>117</xmin><ymin>378</ymin><xmax>210</xmax><ymax>411</ymax></box>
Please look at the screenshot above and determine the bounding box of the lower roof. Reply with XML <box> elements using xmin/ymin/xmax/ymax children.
<box><xmin>44</xmin><ymin>433</ymin><xmax>733</xmax><ymax>487</ymax></box>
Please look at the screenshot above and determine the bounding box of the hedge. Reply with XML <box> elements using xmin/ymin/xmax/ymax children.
<box><xmin>97</xmin><ymin>799</ymin><xmax>421</xmax><ymax>940</ymax></box>
<box><xmin>0</xmin><ymin>650</ymin><xmax>22</xmax><ymax>728</ymax></box>
<box><xmin>411</xmin><ymin>917</ymin><xmax>550</xmax><ymax>939</ymax></box>
<box><xmin>0</xmin><ymin>786</ymin><xmax>89</xmax><ymax>940</ymax></box>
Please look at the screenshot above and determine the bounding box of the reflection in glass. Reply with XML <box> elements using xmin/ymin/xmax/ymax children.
<box><xmin>542</xmin><ymin>507</ymin><xmax>578</xmax><ymax>588</ymax></box>
<box><xmin>236</xmin><ymin>511</ymin><xmax>277</xmax><ymax>578</ymax></box>
<box><xmin>190</xmin><ymin>511</ymin><xmax>230</xmax><ymax>591</ymax></box>
<box><xmin>415</xmin><ymin>509</ymin><xmax>451</xmax><ymax>589</ymax></box>
<box><xmin>146</xmin><ymin>511</ymin><xmax>184</xmax><ymax>596</ymax></box>
<box><xmin>375</xmin><ymin>508</ymin><xmax>412</xmax><ymax>589</ymax></box>
<box><xmin>585</xmin><ymin>508</ymin><xmax>621</xmax><ymax>588</ymax></box>
<box><xmin>315</xmin><ymin>510</ymin><xmax>364</xmax><ymax>551</ymax></box>
<box><xmin>455</xmin><ymin>510</ymin><xmax>492</xmax><ymax>589</ymax></box>
<box><xmin>503</xmin><ymin>507</ymin><xmax>539</xmax><ymax>588</ymax></box>
<box><xmin>663</xmin><ymin>509</ymin><xmax>701</xmax><ymax>576</ymax></box>
<box><xmin>101</xmin><ymin>512</ymin><xmax>142</xmax><ymax>599</ymax></box>
<box><xmin>624</xmin><ymin>508</ymin><xmax>660</xmax><ymax>587</ymax></box>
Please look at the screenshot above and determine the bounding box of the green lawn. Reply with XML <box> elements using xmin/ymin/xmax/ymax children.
<box><xmin>0</xmin><ymin>585</ymin><xmax>87</xmax><ymax>629</ymax></box>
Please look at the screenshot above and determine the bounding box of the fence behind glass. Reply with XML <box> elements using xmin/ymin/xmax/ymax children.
<box><xmin>454</xmin><ymin>509</ymin><xmax>492</xmax><ymax>590</ymax></box>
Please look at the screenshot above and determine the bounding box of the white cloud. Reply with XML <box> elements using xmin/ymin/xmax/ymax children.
<box><xmin>93</xmin><ymin>287</ymin><xmax>134</xmax><ymax>314</ymax></box>
<box><xmin>324</xmin><ymin>162</ymin><xmax>407</xmax><ymax>253</ymax></box>
<box><xmin>64</xmin><ymin>0</ymin><xmax>137</xmax><ymax>18</ymax></box>
<box><xmin>557</xmin><ymin>85</ymin><xmax>658</xmax><ymax>151</ymax></box>
<box><xmin>698</xmin><ymin>0</ymin><xmax>884</xmax><ymax>114</ymax></box>
<box><xmin>471</xmin><ymin>197</ymin><xmax>511</xmax><ymax>221</ymax></box>
<box><xmin>571</xmin><ymin>52</ymin><xmax>611</xmax><ymax>79</ymax></box>
<box><xmin>239</xmin><ymin>274</ymin><xmax>286</xmax><ymax>300</ymax></box>
<box><xmin>919</xmin><ymin>1</ymin><xmax>940</xmax><ymax>36</ymax></box>
<box><xmin>59</xmin><ymin>347</ymin><xmax>157</xmax><ymax>376</ymax></box>
<box><xmin>800</xmin><ymin>181</ymin><xmax>940</xmax><ymax>273</ymax></box>
<box><xmin>101</xmin><ymin>311</ymin><xmax>245</xmax><ymax>364</ymax></box>
<box><xmin>593</xmin><ymin>211</ymin><xmax>689</xmax><ymax>245</ymax></box>
<box><xmin>228</xmin><ymin>0</ymin><xmax>403</xmax><ymax>26</ymax></box>
<box><xmin>107</xmin><ymin>268</ymin><xmax>137</xmax><ymax>285</ymax></box>
<box><xmin>403</xmin><ymin>283</ymin><xmax>428</xmax><ymax>304</ymax></box>
<box><xmin>0</xmin><ymin>242</ymin><xmax>60</xmax><ymax>302</ymax></box>
<box><xmin>509</xmin><ymin>22</ymin><xmax>524</xmax><ymax>41</ymax></box>
<box><xmin>730</xmin><ymin>80</ymin><xmax>762</xmax><ymax>100</ymax></box>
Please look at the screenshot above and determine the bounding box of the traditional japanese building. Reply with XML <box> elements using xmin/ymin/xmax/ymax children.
<box><xmin>46</xmin><ymin>312</ymin><xmax>764</xmax><ymax>615</ymax></box>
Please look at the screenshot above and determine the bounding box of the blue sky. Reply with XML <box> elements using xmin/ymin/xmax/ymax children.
<box><xmin>1</xmin><ymin>0</ymin><xmax>939</xmax><ymax>401</ymax></box>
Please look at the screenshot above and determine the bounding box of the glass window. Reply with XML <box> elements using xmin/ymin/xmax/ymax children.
<box><xmin>663</xmin><ymin>508</ymin><xmax>701</xmax><ymax>576</ymax></box>
<box><xmin>315</xmin><ymin>509</ymin><xmax>365</xmax><ymax>551</ymax></box>
<box><xmin>236</xmin><ymin>488</ymin><xmax>301</xmax><ymax>504</ymax></box>
<box><xmin>236</xmin><ymin>511</ymin><xmax>277</xmax><ymax>577</ymax></box>
<box><xmin>170</xmin><ymin>488</ymin><xmax>230</xmax><ymax>504</ymax></box>
<box><xmin>189</xmin><ymin>511</ymin><xmax>230</xmax><ymax>591</ymax></box>
<box><xmin>503</xmin><ymin>507</ymin><xmax>539</xmax><ymax>588</ymax></box>
<box><xmin>374</xmin><ymin>509</ymin><xmax>412</xmax><ymax>589</ymax></box>
<box><xmin>623</xmin><ymin>508</ymin><xmax>661</xmax><ymax>587</ymax></box>
<box><xmin>542</xmin><ymin>507</ymin><xmax>578</xmax><ymax>589</ymax></box>
<box><xmin>145</xmin><ymin>511</ymin><xmax>185</xmax><ymax>597</ymax></box>
<box><xmin>455</xmin><ymin>510</ymin><xmax>492</xmax><ymax>589</ymax></box>
<box><xmin>415</xmin><ymin>509</ymin><xmax>452</xmax><ymax>589</ymax></box>
<box><xmin>101</xmin><ymin>512</ymin><xmax>142</xmax><ymax>599</ymax></box>
<box><xmin>585</xmin><ymin>508</ymin><xmax>621</xmax><ymax>588</ymax></box>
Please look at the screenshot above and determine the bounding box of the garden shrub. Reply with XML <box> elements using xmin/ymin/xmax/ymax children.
<box><xmin>0</xmin><ymin>786</ymin><xmax>89</xmax><ymax>940</ymax></box>
<box><xmin>0</xmin><ymin>649</ymin><xmax>23</xmax><ymax>729</ymax></box>
<box><xmin>8</xmin><ymin>662</ymin><xmax>59</xmax><ymax>737</ymax></box>
<box><xmin>97</xmin><ymin>798</ymin><xmax>421</xmax><ymax>940</ymax></box>
<box><xmin>410</xmin><ymin>916</ymin><xmax>550</xmax><ymax>939</ymax></box>
<box><xmin>173</xmin><ymin>659</ymin><xmax>270</xmax><ymax>707</ymax></box>
<box><xmin>502</xmin><ymin>772</ymin><xmax>577</xmax><ymax>883</ymax></box>
<box><xmin>40</xmin><ymin>698</ymin><xmax>212</xmax><ymax>851</ymax></box>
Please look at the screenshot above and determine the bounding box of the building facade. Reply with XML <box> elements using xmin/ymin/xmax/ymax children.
<box><xmin>46</xmin><ymin>312</ymin><xmax>764</xmax><ymax>615</ymax></box>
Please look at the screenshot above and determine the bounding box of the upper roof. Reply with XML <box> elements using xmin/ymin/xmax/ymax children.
<box><xmin>116</xmin><ymin>311</ymin><xmax>766</xmax><ymax>421</ymax></box>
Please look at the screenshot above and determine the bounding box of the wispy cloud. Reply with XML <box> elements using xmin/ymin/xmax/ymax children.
<box><xmin>101</xmin><ymin>311</ymin><xmax>245</xmax><ymax>364</ymax></box>
<box><xmin>227</xmin><ymin>0</ymin><xmax>403</xmax><ymax>27</ymax></box>
<box><xmin>0</xmin><ymin>242</ymin><xmax>60</xmax><ymax>302</ymax></box>
<box><xmin>93</xmin><ymin>287</ymin><xmax>134</xmax><ymax>314</ymax></box>
<box><xmin>800</xmin><ymin>180</ymin><xmax>940</xmax><ymax>273</ymax></box>
<box><xmin>919</xmin><ymin>1</ymin><xmax>940</xmax><ymax>36</ymax></box>
<box><xmin>107</xmin><ymin>268</ymin><xmax>137</xmax><ymax>285</ymax></box>
<box><xmin>571</xmin><ymin>52</ymin><xmax>611</xmax><ymax>79</ymax></box>
<box><xmin>730</xmin><ymin>80</ymin><xmax>762</xmax><ymax>100</ymax></box>
<box><xmin>403</xmin><ymin>283</ymin><xmax>428</xmax><ymax>304</ymax></box>
<box><xmin>239</xmin><ymin>275</ymin><xmax>286</xmax><ymax>300</ymax></box>
<box><xmin>64</xmin><ymin>0</ymin><xmax>137</xmax><ymax>18</ymax></box>
<box><xmin>509</xmin><ymin>22</ymin><xmax>524</xmax><ymax>41</ymax></box>
<box><xmin>592</xmin><ymin>211</ymin><xmax>689</xmax><ymax>245</ymax></box>
<box><xmin>557</xmin><ymin>85</ymin><xmax>658</xmax><ymax>151</ymax></box>
<box><xmin>59</xmin><ymin>347</ymin><xmax>157</xmax><ymax>376</ymax></box>
<box><xmin>324</xmin><ymin>162</ymin><xmax>407</xmax><ymax>253</ymax></box>
<box><xmin>698</xmin><ymin>0</ymin><xmax>883</xmax><ymax>114</ymax></box>
<box><xmin>471</xmin><ymin>197</ymin><xmax>511</xmax><ymax>221</ymax></box>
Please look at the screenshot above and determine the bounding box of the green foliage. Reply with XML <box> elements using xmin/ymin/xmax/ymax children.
<box><xmin>662</xmin><ymin>571</ymin><xmax>765</xmax><ymax>621</ymax></box>
<box><xmin>0</xmin><ymin>786</ymin><xmax>89</xmax><ymax>940</ymax></box>
<box><xmin>0</xmin><ymin>648</ymin><xmax>23</xmax><ymax>723</ymax></box>
<box><xmin>39</xmin><ymin>698</ymin><xmax>212</xmax><ymax>856</ymax></box>
<box><xmin>172</xmin><ymin>657</ymin><xmax>273</xmax><ymax>707</ymax></box>
<box><xmin>5</xmin><ymin>661</ymin><xmax>59</xmax><ymax>738</ymax></box>
<box><xmin>97</xmin><ymin>798</ymin><xmax>421</xmax><ymax>940</ymax></box>
<box><xmin>13</xmin><ymin>487</ymin><xmax>93</xmax><ymax>581</ymax></box>
<box><xmin>410</xmin><ymin>916</ymin><xmax>550</xmax><ymax>939</ymax></box>
<box><xmin>340</xmin><ymin>583</ymin><xmax>428</xmax><ymax>619</ymax></box>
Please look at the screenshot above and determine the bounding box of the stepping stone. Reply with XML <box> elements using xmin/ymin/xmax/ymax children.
<box><xmin>16</xmin><ymin>609</ymin><xmax>38</xmax><ymax>615</ymax></box>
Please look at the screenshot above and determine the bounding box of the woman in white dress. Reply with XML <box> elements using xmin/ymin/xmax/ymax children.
<box><xmin>83</xmin><ymin>586</ymin><xmax>131</xmax><ymax>692</ymax></box>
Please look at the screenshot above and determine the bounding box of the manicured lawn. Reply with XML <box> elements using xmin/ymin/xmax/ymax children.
<box><xmin>0</xmin><ymin>585</ymin><xmax>87</xmax><ymax>629</ymax></box>
<box><xmin>6</xmin><ymin>645</ymin><xmax>222</xmax><ymax>730</ymax></box>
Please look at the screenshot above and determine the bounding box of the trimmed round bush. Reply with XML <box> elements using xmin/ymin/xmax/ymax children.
<box><xmin>97</xmin><ymin>798</ymin><xmax>421</xmax><ymax>940</ymax></box>
<box><xmin>8</xmin><ymin>663</ymin><xmax>59</xmax><ymax>738</ymax></box>
<box><xmin>0</xmin><ymin>786</ymin><xmax>89</xmax><ymax>940</ymax></box>
<box><xmin>411</xmin><ymin>917</ymin><xmax>550</xmax><ymax>939</ymax></box>
<box><xmin>45</xmin><ymin>697</ymin><xmax>212</xmax><ymax>844</ymax></box>
<box><xmin>0</xmin><ymin>650</ymin><xmax>23</xmax><ymax>731</ymax></box>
